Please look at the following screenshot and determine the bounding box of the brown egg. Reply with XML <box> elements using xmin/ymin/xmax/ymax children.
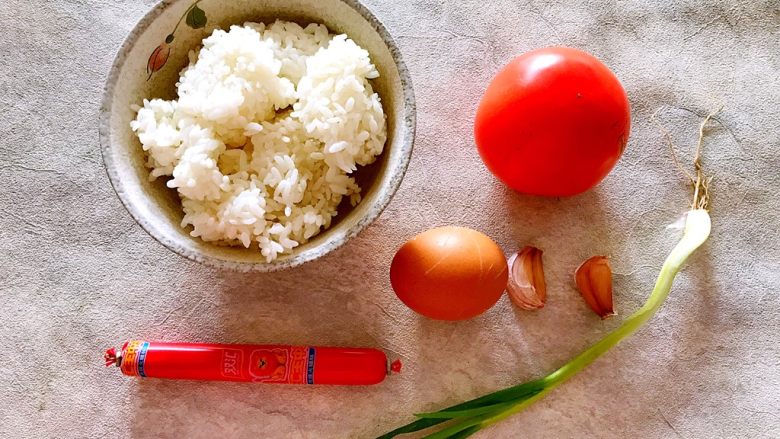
<box><xmin>390</xmin><ymin>226</ymin><xmax>508</xmax><ymax>321</ymax></box>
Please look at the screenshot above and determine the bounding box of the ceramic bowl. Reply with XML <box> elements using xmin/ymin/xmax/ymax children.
<box><xmin>100</xmin><ymin>0</ymin><xmax>415</xmax><ymax>272</ymax></box>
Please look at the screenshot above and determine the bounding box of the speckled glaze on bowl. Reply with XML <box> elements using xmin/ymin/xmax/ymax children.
<box><xmin>100</xmin><ymin>0</ymin><xmax>415</xmax><ymax>272</ymax></box>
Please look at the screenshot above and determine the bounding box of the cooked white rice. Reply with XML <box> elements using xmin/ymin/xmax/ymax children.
<box><xmin>131</xmin><ymin>21</ymin><xmax>386</xmax><ymax>261</ymax></box>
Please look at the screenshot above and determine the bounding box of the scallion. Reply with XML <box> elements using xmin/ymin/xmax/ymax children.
<box><xmin>379</xmin><ymin>109</ymin><xmax>719</xmax><ymax>439</ymax></box>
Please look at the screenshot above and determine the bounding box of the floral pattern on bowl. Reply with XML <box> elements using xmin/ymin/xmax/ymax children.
<box><xmin>147</xmin><ymin>0</ymin><xmax>208</xmax><ymax>80</ymax></box>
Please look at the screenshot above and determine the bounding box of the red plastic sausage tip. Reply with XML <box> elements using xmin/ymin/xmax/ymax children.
<box><xmin>104</xmin><ymin>347</ymin><xmax>117</xmax><ymax>367</ymax></box>
<box><xmin>390</xmin><ymin>359</ymin><xmax>402</xmax><ymax>374</ymax></box>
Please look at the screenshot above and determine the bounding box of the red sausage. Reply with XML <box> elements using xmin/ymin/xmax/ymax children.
<box><xmin>108</xmin><ymin>341</ymin><xmax>396</xmax><ymax>385</ymax></box>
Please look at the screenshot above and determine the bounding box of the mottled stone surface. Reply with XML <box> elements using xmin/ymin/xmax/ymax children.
<box><xmin>0</xmin><ymin>0</ymin><xmax>778</xmax><ymax>438</ymax></box>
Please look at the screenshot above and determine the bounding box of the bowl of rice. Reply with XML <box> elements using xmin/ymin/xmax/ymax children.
<box><xmin>100</xmin><ymin>0</ymin><xmax>415</xmax><ymax>271</ymax></box>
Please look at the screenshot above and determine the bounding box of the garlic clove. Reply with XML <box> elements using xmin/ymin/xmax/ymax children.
<box><xmin>507</xmin><ymin>246</ymin><xmax>546</xmax><ymax>310</ymax></box>
<box><xmin>575</xmin><ymin>256</ymin><xmax>615</xmax><ymax>319</ymax></box>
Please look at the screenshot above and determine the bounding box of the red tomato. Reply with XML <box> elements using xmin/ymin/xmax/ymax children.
<box><xmin>474</xmin><ymin>47</ymin><xmax>631</xmax><ymax>196</ymax></box>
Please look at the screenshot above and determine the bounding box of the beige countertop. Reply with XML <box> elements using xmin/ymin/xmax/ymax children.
<box><xmin>0</xmin><ymin>0</ymin><xmax>778</xmax><ymax>437</ymax></box>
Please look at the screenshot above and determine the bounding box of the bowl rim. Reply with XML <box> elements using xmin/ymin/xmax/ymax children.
<box><xmin>99</xmin><ymin>0</ymin><xmax>416</xmax><ymax>272</ymax></box>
